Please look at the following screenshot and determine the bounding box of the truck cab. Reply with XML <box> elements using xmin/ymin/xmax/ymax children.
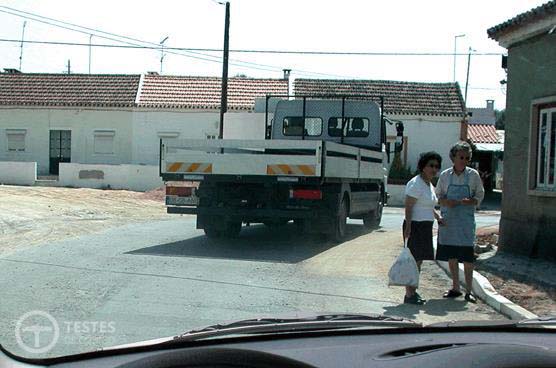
<box><xmin>270</xmin><ymin>99</ymin><xmax>384</xmax><ymax>152</ymax></box>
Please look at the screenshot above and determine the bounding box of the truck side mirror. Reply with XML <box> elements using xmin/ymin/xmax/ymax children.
<box><xmin>395</xmin><ymin>122</ymin><xmax>404</xmax><ymax>152</ymax></box>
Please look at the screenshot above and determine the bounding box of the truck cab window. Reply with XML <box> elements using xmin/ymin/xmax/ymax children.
<box><xmin>283</xmin><ymin>117</ymin><xmax>322</xmax><ymax>136</ymax></box>
<box><xmin>328</xmin><ymin>117</ymin><xmax>370</xmax><ymax>138</ymax></box>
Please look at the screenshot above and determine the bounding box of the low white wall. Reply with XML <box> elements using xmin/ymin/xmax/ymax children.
<box><xmin>59</xmin><ymin>163</ymin><xmax>162</xmax><ymax>192</ymax></box>
<box><xmin>386</xmin><ymin>184</ymin><xmax>405</xmax><ymax>207</ymax></box>
<box><xmin>0</xmin><ymin>161</ymin><xmax>37</xmax><ymax>186</ymax></box>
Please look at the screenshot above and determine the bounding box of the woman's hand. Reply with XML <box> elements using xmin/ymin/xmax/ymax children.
<box><xmin>437</xmin><ymin>217</ymin><xmax>446</xmax><ymax>226</ymax></box>
<box><xmin>461</xmin><ymin>198</ymin><xmax>477</xmax><ymax>206</ymax></box>
<box><xmin>403</xmin><ymin>223</ymin><xmax>411</xmax><ymax>240</ymax></box>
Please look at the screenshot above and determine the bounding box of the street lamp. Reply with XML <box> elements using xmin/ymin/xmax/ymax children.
<box><xmin>160</xmin><ymin>36</ymin><xmax>169</xmax><ymax>74</ymax></box>
<box><xmin>453</xmin><ymin>34</ymin><xmax>465</xmax><ymax>82</ymax></box>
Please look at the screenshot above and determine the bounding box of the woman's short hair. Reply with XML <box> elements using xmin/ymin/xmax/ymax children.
<box><xmin>417</xmin><ymin>151</ymin><xmax>442</xmax><ymax>172</ymax></box>
<box><xmin>449</xmin><ymin>141</ymin><xmax>473</xmax><ymax>161</ymax></box>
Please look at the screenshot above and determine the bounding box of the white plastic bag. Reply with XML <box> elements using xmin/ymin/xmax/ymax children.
<box><xmin>388</xmin><ymin>242</ymin><xmax>419</xmax><ymax>288</ymax></box>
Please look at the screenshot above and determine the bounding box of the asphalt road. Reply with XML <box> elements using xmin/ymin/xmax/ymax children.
<box><xmin>0</xmin><ymin>207</ymin><xmax>503</xmax><ymax>358</ymax></box>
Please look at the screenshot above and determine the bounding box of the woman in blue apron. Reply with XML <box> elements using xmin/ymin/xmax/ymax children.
<box><xmin>436</xmin><ymin>142</ymin><xmax>485</xmax><ymax>303</ymax></box>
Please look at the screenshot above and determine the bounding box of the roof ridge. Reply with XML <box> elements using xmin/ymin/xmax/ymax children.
<box><xmin>488</xmin><ymin>0</ymin><xmax>556</xmax><ymax>38</ymax></box>
<box><xmin>294</xmin><ymin>78</ymin><xmax>458</xmax><ymax>86</ymax></box>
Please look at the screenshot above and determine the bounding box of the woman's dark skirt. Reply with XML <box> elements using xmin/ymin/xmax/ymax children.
<box><xmin>436</xmin><ymin>243</ymin><xmax>475</xmax><ymax>263</ymax></box>
<box><xmin>402</xmin><ymin>220</ymin><xmax>435</xmax><ymax>262</ymax></box>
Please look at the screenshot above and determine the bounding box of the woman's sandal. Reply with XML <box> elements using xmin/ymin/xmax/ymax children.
<box><xmin>465</xmin><ymin>293</ymin><xmax>477</xmax><ymax>303</ymax></box>
<box><xmin>443</xmin><ymin>289</ymin><xmax>463</xmax><ymax>298</ymax></box>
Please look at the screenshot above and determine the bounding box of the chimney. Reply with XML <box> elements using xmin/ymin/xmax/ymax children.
<box><xmin>486</xmin><ymin>99</ymin><xmax>494</xmax><ymax>111</ymax></box>
<box><xmin>3</xmin><ymin>68</ymin><xmax>21</xmax><ymax>74</ymax></box>
<box><xmin>283</xmin><ymin>68</ymin><xmax>291</xmax><ymax>81</ymax></box>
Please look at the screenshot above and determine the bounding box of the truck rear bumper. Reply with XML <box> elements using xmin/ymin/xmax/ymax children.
<box><xmin>167</xmin><ymin>206</ymin><xmax>316</xmax><ymax>218</ymax></box>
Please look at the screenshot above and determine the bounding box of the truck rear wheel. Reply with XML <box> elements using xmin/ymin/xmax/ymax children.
<box><xmin>223</xmin><ymin>221</ymin><xmax>242</xmax><ymax>238</ymax></box>
<box><xmin>332</xmin><ymin>197</ymin><xmax>348</xmax><ymax>242</ymax></box>
<box><xmin>204</xmin><ymin>227</ymin><xmax>222</xmax><ymax>239</ymax></box>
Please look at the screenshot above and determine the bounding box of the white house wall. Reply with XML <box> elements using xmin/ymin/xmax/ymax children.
<box><xmin>385</xmin><ymin>115</ymin><xmax>462</xmax><ymax>171</ymax></box>
<box><xmin>131</xmin><ymin>110</ymin><xmax>264</xmax><ymax>165</ymax></box>
<box><xmin>131</xmin><ymin>110</ymin><xmax>220</xmax><ymax>165</ymax></box>
<box><xmin>0</xmin><ymin>107</ymin><xmax>133</xmax><ymax>175</ymax></box>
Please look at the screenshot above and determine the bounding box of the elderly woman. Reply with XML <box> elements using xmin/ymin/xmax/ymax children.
<box><xmin>403</xmin><ymin>151</ymin><xmax>443</xmax><ymax>305</ymax></box>
<box><xmin>436</xmin><ymin>142</ymin><xmax>485</xmax><ymax>303</ymax></box>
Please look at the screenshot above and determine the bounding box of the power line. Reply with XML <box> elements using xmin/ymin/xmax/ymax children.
<box><xmin>0</xmin><ymin>6</ymin><xmax>355</xmax><ymax>78</ymax></box>
<box><xmin>0</xmin><ymin>38</ymin><xmax>503</xmax><ymax>57</ymax></box>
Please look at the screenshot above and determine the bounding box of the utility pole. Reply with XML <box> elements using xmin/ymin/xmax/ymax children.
<box><xmin>219</xmin><ymin>1</ymin><xmax>230</xmax><ymax>139</ymax></box>
<box><xmin>160</xmin><ymin>36</ymin><xmax>168</xmax><ymax>74</ymax></box>
<box><xmin>453</xmin><ymin>34</ymin><xmax>465</xmax><ymax>82</ymax></box>
<box><xmin>88</xmin><ymin>34</ymin><xmax>93</xmax><ymax>74</ymax></box>
<box><xmin>66</xmin><ymin>59</ymin><xmax>71</xmax><ymax>74</ymax></box>
<box><xmin>464</xmin><ymin>47</ymin><xmax>474</xmax><ymax>104</ymax></box>
<box><xmin>19</xmin><ymin>21</ymin><xmax>27</xmax><ymax>71</ymax></box>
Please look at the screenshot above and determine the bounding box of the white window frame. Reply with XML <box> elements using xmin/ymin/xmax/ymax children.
<box><xmin>536</xmin><ymin>107</ymin><xmax>556</xmax><ymax>190</ymax></box>
<box><xmin>93</xmin><ymin>130</ymin><xmax>116</xmax><ymax>155</ymax></box>
<box><xmin>6</xmin><ymin>129</ymin><xmax>27</xmax><ymax>152</ymax></box>
<box><xmin>386</xmin><ymin>135</ymin><xmax>408</xmax><ymax>166</ymax></box>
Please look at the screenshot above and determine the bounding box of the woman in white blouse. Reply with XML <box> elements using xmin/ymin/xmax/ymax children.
<box><xmin>403</xmin><ymin>152</ymin><xmax>444</xmax><ymax>305</ymax></box>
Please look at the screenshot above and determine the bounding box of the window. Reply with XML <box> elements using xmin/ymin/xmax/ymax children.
<box><xmin>283</xmin><ymin>117</ymin><xmax>322</xmax><ymax>136</ymax></box>
<box><xmin>386</xmin><ymin>135</ymin><xmax>408</xmax><ymax>165</ymax></box>
<box><xmin>6</xmin><ymin>129</ymin><xmax>26</xmax><ymax>152</ymax></box>
<box><xmin>328</xmin><ymin>117</ymin><xmax>370</xmax><ymax>138</ymax></box>
<box><xmin>93</xmin><ymin>130</ymin><xmax>115</xmax><ymax>154</ymax></box>
<box><xmin>536</xmin><ymin>108</ymin><xmax>556</xmax><ymax>190</ymax></box>
<box><xmin>206</xmin><ymin>134</ymin><xmax>217</xmax><ymax>140</ymax></box>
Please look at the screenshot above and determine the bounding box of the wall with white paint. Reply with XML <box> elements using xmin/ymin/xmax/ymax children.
<box><xmin>0</xmin><ymin>161</ymin><xmax>37</xmax><ymax>186</ymax></box>
<box><xmin>59</xmin><ymin>163</ymin><xmax>162</xmax><ymax>191</ymax></box>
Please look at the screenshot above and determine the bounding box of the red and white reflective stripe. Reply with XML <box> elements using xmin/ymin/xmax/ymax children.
<box><xmin>167</xmin><ymin>162</ymin><xmax>212</xmax><ymax>173</ymax></box>
<box><xmin>267</xmin><ymin>164</ymin><xmax>316</xmax><ymax>176</ymax></box>
<box><xmin>290</xmin><ymin>189</ymin><xmax>322</xmax><ymax>200</ymax></box>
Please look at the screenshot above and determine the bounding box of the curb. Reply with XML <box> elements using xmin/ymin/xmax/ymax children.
<box><xmin>433</xmin><ymin>235</ymin><xmax>538</xmax><ymax>320</ymax></box>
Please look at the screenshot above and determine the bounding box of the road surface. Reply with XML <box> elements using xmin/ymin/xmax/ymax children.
<box><xmin>0</xmin><ymin>206</ymin><xmax>503</xmax><ymax>358</ymax></box>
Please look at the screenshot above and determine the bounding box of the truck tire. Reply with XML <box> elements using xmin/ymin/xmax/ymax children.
<box><xmin>222</xmin><ymin>221</ymin><xmax>242</xmax><ymax>238</ymax></box>
<box><xmin>204</xmin><ymin>227</ymin><xmax>222</xmax><ymax>239</ymax></box>
<box><xmin>332</xmin><ymin>197</ymin><xmax>348</xmax><ymax>242</ymax></box>
<box><xmin>363</xmin><ymin>194</ymin><xmax>383</xmax><ymax>229</ymax></box>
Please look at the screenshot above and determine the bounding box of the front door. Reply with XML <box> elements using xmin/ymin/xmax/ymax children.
<box><xmin>49</xmin><ymin>130</ymin><xmax>71</xmax><ymax>175</ymax></box>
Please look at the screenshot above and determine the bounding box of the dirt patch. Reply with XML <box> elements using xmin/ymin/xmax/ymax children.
<box><xmin>140</xmin><ymin>186</ymin><xmax>165</xmax><ymax>202</ymax></box>
<box><xmin>0</xmin><ymin>185</ymin><xmax>173</xmax><ymax>256</ymax></box>
<box><xmin>474</xmin><ymin>230</ymin><xmax>556</xmax><ymax>317</ymax></box>
<box><xmin>478</xmin><ymin>269</ymin><xmax>556</xmax><ymax>316</ymax></box>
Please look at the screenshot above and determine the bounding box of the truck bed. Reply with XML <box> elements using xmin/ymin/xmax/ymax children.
<box><xmin>160</xmin><ymin>139</ymin><xmax>385</xmax><ymax>182</ymax></box>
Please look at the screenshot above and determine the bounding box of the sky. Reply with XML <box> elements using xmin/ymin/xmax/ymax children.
<box><xmin>0</xmin><ymin>0</ymin><xmax>547</xmax><ymax>109</ymax></box>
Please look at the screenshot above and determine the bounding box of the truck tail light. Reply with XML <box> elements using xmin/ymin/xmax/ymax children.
<box><xmin>166</xmin><ymin>186</ymin><xmax>194</xmax><ymax>197</ymax></box>
<box><xmin>290</xmin><ymin>189</ymin><xmax>322</xmax><ymax>200</ymax></box>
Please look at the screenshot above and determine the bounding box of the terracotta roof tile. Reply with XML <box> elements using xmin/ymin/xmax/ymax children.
<box><xmin>468</xmin><ymin>124</ymin><xmax>501</xmax><ymax>144</ymax></box>
<box><xmin>138</xmin><ymin>75</ymin><xmax>288</xmax><ymax>110</ymax></box>
<box><xmin>488</xmin><ymin>0</ymin><xmax>556</xmax><ymax>40</ymax></box>
<box><xmin>293</xmin><ymin>79</ymin><xmax>465</xmax><ymax>116</ymax></box>
<box><xmin>0</xmin><ymin>73</ymin><xmax>140</xmax><ymax>107</ymax></box>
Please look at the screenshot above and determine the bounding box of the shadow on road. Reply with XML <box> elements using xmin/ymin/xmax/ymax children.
<box><xmin>127</xmin><ymin>223</ymin><xmax>380</xmax><ymax>264</ymax></box>
<box><xmin>382</xmin><ymin>299</ymin><xmax>470</xmax><ymax>320</ymax></box>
